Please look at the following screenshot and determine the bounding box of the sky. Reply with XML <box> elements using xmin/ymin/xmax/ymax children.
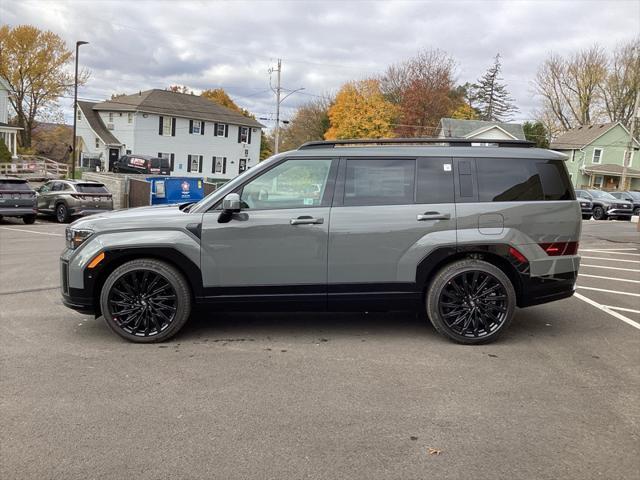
<box><xmin>2</xmin><ymin>0</ymin><xmax>639</xmax><ymax>128</ymax></box>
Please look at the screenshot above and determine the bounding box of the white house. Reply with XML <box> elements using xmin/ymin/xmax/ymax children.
<box><xmin>438</xmin><ymin>118</ymin><xmax>526</xmax><ymax>142</ymax></box>
<box><xmin>0</xmin><ymin>77</ymin><xmax>21</xmax><ymax>159</ymax></box>
<box><xmin>76</xmin><ymin>89</ymin><xmax>264</xmax><ymax>179</ymax></box>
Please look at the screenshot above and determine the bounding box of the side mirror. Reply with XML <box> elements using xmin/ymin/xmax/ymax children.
<box><xmin>222</xmin><ymin>193</ymin><xmax>241</xmax><ymax>212</ymax></box>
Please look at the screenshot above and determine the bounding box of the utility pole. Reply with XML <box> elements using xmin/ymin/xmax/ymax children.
<box><xmin>72</xmin><ymin>40</ymin><xmax>89</xmax><ymax>179</ymax></box>
<box><xmin>269</xmin><ymin>59</ymin><xmax>304</xmax><ymax>155</ymax></box>
<box><xmin>621</xmin><ymin>88</ymin><xmax>640</xmax><ymax>191</ymax></box>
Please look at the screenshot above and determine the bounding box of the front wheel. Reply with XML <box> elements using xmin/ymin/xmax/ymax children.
<box><xmin>592</xmin><ymin>206</ymin><xmax>607</xmax><ymax>221</ymax></box>
<box><xmin>634</xmin><ymin>207</ymin><xmax>640</xmax><ymax>217</ymax></box>
<box><xmin>426</xmin><ymin>259</ymin><xmax>516</xmax><ymax>345</ymax></box>
<box><xmin>23</xmin><ymin>215</ymin><xmax>36</xmax><ymax>224</ymax></box>
<box><xmin>100</xmin><ymin>259</ymin><xmax>191</xmax><ymax>343</ymax></box>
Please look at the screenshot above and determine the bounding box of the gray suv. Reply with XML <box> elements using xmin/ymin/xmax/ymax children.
<box><xmin>37</xmin><ymin>180</ymin><xmax>113</xmax><ymax>223</ymax></box>
<box><xmin>60</xmin><ymin>138</ymin><xmax>581</xmax><ymax>344</ymax></box>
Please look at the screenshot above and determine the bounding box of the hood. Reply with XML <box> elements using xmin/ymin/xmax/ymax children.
<box><xmin>70</xmin><ymin>203</ymin><xmax>200</xmax><ymax>232</ymax></box>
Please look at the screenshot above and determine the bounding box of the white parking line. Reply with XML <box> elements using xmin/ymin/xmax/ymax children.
<box><xmin>579</xmin><ymin>274</ymin><xmax>640</xmax><ymax>284</ymax></box>
<box><xmin>0</xmin><ymin>227</ymin><xmax>63</xmax><ymax>237</ymax></box>
<box><xmin>575</xmin><ymin>293</ymin><xmax>640</xmax><ymax>331</ymax></box>
<box><xmin>577</xmin><ymin>286</ymin><xmax>640</xmax><ymax>297</ymax></box>
<box><xmin>605</xmin><ymin>306</ymin><xmax>640</xmax><ymax>314</ymax></box>
<box><xmin>581</xmin><ymin>249</ymin><xmax>640</xmax><ymax>257</ymax></box>
<box><xmin>581</xmin><ymin>264</ymin><xmax>640</xmax><ymax>273</ymax></box>
<box><xmin>581</xmin><ymin>256</ymin><xmax>640</xmax><ymax>264</ymax></box>
<box><xmin>580</xmin><ymin>248</ymin><xmax>639</xmax><ymax>252</ymax></box>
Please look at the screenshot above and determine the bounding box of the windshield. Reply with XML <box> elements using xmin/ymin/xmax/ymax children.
<box><xmin>589</xmin><ymin>190</ymin><xmax>616</xmax><ymax>200</ymax></box>
<box><xmin>75</xmin><ymin>183</ymin><xmax>109</xmax><ymax>194</ymax></box>
<box><xmin>0</xmin><ymin>180</ymin><xmax>32</xmax><ymax>191</ymax></box>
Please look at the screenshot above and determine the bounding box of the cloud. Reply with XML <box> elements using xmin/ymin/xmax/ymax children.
<box><xmin>3</xmin><ymin>0</ymin><xmax>639</xmax><ymax>126</ymax></box>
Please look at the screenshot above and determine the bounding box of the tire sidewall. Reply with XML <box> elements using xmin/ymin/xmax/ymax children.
<box><xmin>100</xmin><ymin>259</ymin><xmax>191</xmax><ymax>343</ymax></box>
<box><xmin>426</xmin><ymin>259</ymin><xmax>516</xmax><ymax>345</ymax></box>
<box><xmin>592</xmin><ymin>206</ymin><xmax>605</xmax><ymax>220</ymax></box>
<box><xmin>56</xmin><ymin>203</ymin><xmax>68</xmax><ymax>223</ymax></box>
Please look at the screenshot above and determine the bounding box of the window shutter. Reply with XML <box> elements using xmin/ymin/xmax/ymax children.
<box><xmin>187</xmin><ymin>154</ymin><xmax>192</xmax><ymax>172</ymax></box>
<box><xmin>214</xmin><ymin>123</ymin><xmax>218</xmax><ymax>136</ymax></box>
<box><xmin>199</xmin><ymin>155</ymin><xmax>203</xmax><ymax>173</ymax></box>
<box><xmin>189</xmin><ymin>120</ymin><xmax>193</xmax><ymax>134</ymax></box>
<box><xmin>158</xmin><ymin>116</ymin><xmax>163</xmax><ymax>135</ymax></box>
<box><xmin>201</xmin><ymin>121</ymin><xmax>205</xmax><ymax>135</ymax></box>
<box><xmin>237</xmin><ymin>127</ymin><xmax>242</xmax><ymax>143</ymax></box>
<box><xmin>212</xmin><ymin>156</ymin><xmax>216</xmax><ymax>174</ymax></box>
<box><xmin>171</xmin><ymin>118</ymin><xmax>176</xmax><ymax>136</ymax></box>
<box><xmin>170</xmin><ymin>153</ymin><xmax>175</xmax><ymax>171</ymax></box>
<box><xmin>248</xmin><ymin>128</ymin><xmax>252</xmax><ymax>144</ymax></box>
<box><xmin>224</xmin><ymin>124</ymin><xmax>229</xmax><ymax>137</ymax></box>
<box><xmin>223</xmin><ymin>157</ymin><xmax>227</xmax><ymax>174</ymax></box>
<box><xmin>158</xmin><ymin>152</ymin><xmax>162</xmax><ymax>158</ymax></box>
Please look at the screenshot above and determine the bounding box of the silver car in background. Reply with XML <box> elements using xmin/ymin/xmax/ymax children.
<box><xmin>37</xmin><ymin>180</ymin><xmax>113</xmax><ymax>223</ymax></box>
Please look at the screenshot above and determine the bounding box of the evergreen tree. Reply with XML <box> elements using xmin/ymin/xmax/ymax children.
<box><xmin>522</xmin><ymin>121</ymin><xmax>550</xmax><ymax>148</ymax></box>
<box><xmin>472</xmin><ymin>54</ymin><xmax>518</xmax><ymax>121</ymax></box>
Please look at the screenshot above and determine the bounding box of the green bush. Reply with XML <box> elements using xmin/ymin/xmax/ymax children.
<box><xmin>0</xmin><ymin>138</ymin><xmax>12</xmax><ymax>163</ymax></box>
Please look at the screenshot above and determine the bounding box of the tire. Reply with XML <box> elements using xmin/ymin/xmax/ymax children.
<box><xmin>582</xmin><ymin>214</ymin><xmax>591</xmax><ymax>220</ymax></box>
<box><xmin>100</xmin><ymin>258</ymin><xmax>191</xmax><ymax>343</ymax></box>
<box><xmin>633</xmin><ymin>207</ymin><xmax>640</xmax><ymax>217</ymax></box>
<box><xmin>426</xmin><ymin>259</ymin><xmax>516</xmax><ymax>345</ymax></box>
<box><xmin>56</xmin><ymin>203</ymin><xmax>70</xmax><ymax>223</ymax></box>
<box><xmin>23</xmin><ymin>215</ymin><xmax>36</xmax><ymax>225</ymax></box>
<box><xmin>592</xmin><ymin>205</ymin><xmax>606</xmax><ymax>221</ymax></box>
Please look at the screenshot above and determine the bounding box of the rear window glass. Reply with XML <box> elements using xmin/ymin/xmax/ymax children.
<box><xmin>75</xmin><ymin>184</ymin><xmax>109</xmax><ymax>194</ymax></box>
<box><xmin>0</xmin><ymin>180</ymin><xmax>31</xmax><ymax>191</ymax></box>
<box><xmin>476</xmin><ymin>158</ymin><xmax>573</xmax><ymax>202</ymax></box>
<box><xmin>416</xmin><ymin>158</ymin><xmax>454</xmax><ymax>204</ymax></box>
<box><xmin>344</xmin><ymin>159</ymin><xmax>415</xmax><ymax>206</ymax></box>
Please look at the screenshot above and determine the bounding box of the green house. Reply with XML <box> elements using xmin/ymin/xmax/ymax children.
<box><xmin>551</xmin><ymin>122</ymin><xmax>640</xmax><ymax>191</ymax></box>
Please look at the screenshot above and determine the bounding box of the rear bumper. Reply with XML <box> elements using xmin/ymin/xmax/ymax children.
<box><xmin>518</xmin><ymin>270</ymin><xmax>577</xmax><ymax>308</ymax></box>
<box><xmin>0</xmin><ymin>207</ymin><xmax>36</xmax><ymax>216</ymax></box>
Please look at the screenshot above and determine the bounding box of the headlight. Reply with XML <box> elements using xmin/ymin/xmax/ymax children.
<box><xmin>66</xmin><ymin>228</ymin><xmax>93</xmax><ymax>250</ymax></box>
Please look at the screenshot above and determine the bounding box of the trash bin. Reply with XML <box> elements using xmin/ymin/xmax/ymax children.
<box><xmin>147</xmin><ymin>176</ymin><xmax>205</xmax><ymax>205</ymax></box>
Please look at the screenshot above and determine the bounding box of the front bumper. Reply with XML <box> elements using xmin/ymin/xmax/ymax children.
<box><xmin>60</xmin><ymin>259</ymin><xmax>96</xmax><ymax>315</ymax></box>
<box><xmin>606</xmin><ymin>208</ymin><xmax>633</xmax><ymax>217</ymax></box>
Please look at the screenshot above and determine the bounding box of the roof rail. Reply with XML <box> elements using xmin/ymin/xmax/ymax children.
<box><xmin>298</xmin><ymin>137</ymin><xmax>534</xmax><ymax>149</ymax></box>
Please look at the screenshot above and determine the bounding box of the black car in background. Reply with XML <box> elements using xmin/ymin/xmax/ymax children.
<box><xmin>112</xmin><ymin>154</ymin><xmax>170</xmax><ymax>175</ymax></box>
<box><xmin>0</xmin><ymin>177</ymin><xmax>37</xmax><ymax>224</ymax></box>
<box><xmin>575</xmin><ymin>189</ymin><xmax>633</xmax><ymax>220</ymax></box>
<box><xmin>609</xmin><ymin>191</ymin><xmax>640</xmax><ymax>217</ymax></box>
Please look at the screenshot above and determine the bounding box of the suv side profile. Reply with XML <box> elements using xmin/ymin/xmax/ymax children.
<box><xmin>61</xmin><ymin>138</ymin><xmax>581</xmax><ymax>345</ymax></box>
<box><xmin>113</xmin><ymin>154</ymin><xmax>171</xmax><ymax>175</ymax></box>
<box><xmin>37</xmin><ymin>180</ymin><xmax>114</xmax><ymax>223</ymax></box>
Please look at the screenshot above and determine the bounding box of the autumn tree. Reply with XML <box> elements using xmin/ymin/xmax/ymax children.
<box><xmin>325</xmin><ymin>79</ymin><xmax>397</xmax><ymax>140</ymax></box>
<box><xmin>472</xmin><ymin>54</ymin><xmax>518</xmax><ymax>121</ymax></box>
<box><xmin>31</xmin><ymin>123</ymin><xmax>73</xmax><ymax>162</ymax></box>
<box><xmin>279</xmin><ymin>97</ymin><xmax>331</xmax><ymax>150</ymax></box>
<box><xmin>260</xmin><ymin>133</ymin><xmax>273</xmax><ymax>160</ymax></box>
<box><xmin>0</xmin><ymin>25</ymin><xmax>84</xmax><ymax>148</ymax></box>
<box><xmin>522</xmin><ymin>121</ymin><xmax>550</xmax><ymax>148</ymax></box>
<box><xmin>381</xmin><ymin>49</ymin><xmax>457</xmax><ymax>136</ymax></box>
<box><xmin>167</xmin><ymin>85</ymin><xmax>192</xmax><ymax>94</ymax></box>
<box><xmin>201</xmin><ymin>88</ymin><xmax>254</xmax><ymax>118</ymax></box>
<box><xmin>600</xmin><ymin>39</ymin><xmax>640</xmax><ymax>129</ymax></box>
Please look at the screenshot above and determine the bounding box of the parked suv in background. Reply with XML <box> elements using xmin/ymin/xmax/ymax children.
<box><xmin>575</xmin><ymin>189</ymin><xmax>633</xmax><ymax>220</ymax></box>
<box><xmin>577</xmin><ymin>197</ymin><xmax>593</xmax><ymax>220</ymax></box>
<box><xmin>37</xmin><ymin>180</ymin><xmax>113</xmax><ymax>223</ymax></box>
<box><xmin>61</xmin><ymin>138</ymin><xmax>581</xmax><ymax>345</ymax></box>
<box><xmin>608</xmin><ymin>191</ymin><xmax>640</xmax><ymax>217</ymax></box>
<box><xmin>0</xmin><ymin>177</ymin><xmax>37</xmax><ymax>224</ymax></box>
<box><xmin>113</xmin><ymin>154</ymin><xmax>171</xmax><ymax>175</ymax></box>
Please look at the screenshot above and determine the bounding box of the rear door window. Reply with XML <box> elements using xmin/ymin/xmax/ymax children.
<box><xmin>344</xmin><ymin>159</ymin><xmax>415</xmax><ymax>206</ymax></box>
<box><xmin>416</xmin><ymin>158</ymin><xmax>454</xmax><ymax>204</ymax></box>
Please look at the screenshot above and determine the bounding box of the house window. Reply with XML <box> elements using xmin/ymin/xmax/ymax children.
<box><xmin>128</xmin><ymin>113</ymin><xmax>133</xmax><ymax>124</ymax></box>
<box><xmin>593</xmin><ymin>175</ymin><xmax>603</xmax><ymax>188</ymax></box>
<box><xmin>214</xmin><ymin>157</ymin><xmax>223</xmax><ymax>173</ymax></box>
<box><xmin>162</xmin><ymin>116</ymin><xmax>172</xmax><ymax>136</ymax></box>
<box><xmin>239</xmin><ymin>126</ymin><xmax>249</xmax><ymax>143</ymax></box>
<box><xmin>77</xmin><ymin>109</ymin><xmax>82</xmax><ymax>121</ymax></box>
<box><xmin>216</xmin><ymin>123</ymin><xmax>225</xmax><ymax>136</ymax></box>
<box><xmin>624</xmin><ymin>150</ymin><xmax>633</xmax><ymax>167</ymax></box>
<box><xmin>190</xmin><ymin>154</ymin><xmax>200</xmax><ymax>172</ymax></box>
<box><xmin>239</xmin><ymin>158</ymin><xmax>247</xmax><ymax>173</ymax></box>
<box><xmin>108</xmin><ymin>112</ymin><xmax>114</xmax><ymax>122</ymax></box>
<box><xmin>95</xmin><ymin>138</ymin><xmax>100</xmax><ymax>148</ymax></box>
<box><xmin>592</xmin><ymin>148</ymin><xmax>603</xmax><ymax>164</ymax></box>
<box><xmin>192</xmin><ymin>121</ymin><xmax>201</xmax><ymax>135</ymax></box>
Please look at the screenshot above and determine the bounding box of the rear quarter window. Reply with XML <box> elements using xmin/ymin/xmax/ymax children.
<box><xmin>476</xmin><ymin>158</ymin><xmax>574</xmax><ymax>202</ymax></box>
<box><xmin>75</xmin><ymin>184</ymin><xmax>109</xmax><ymax>194</ymax></box>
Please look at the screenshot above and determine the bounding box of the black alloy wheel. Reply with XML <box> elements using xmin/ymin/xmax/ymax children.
<box><xmin>56</xmin><ymin>203</ymin><xmax>69</xmax><ymax>223</ymax></box>
<box><xmin>100</xmin><ymin>259</ymin><xmax>191</xmax><ymax>343</ymax></box>
<box><xmin>633</xmin><ymin>207</ymin><xmax>640</xmax><ymax>217</ymax></box>
<box><xmin>592</xmin><ymin>205</ymin><xmax>606</xmax><ymax>221</ymax></box>
<box><xmin>426</xmin><ymin>259</ymin><xmax>515</xmax><ymax>344</ymax></box>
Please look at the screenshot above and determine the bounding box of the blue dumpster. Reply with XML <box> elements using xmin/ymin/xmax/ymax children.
<box><xmin>147</xmin><ymin>176</ymin><xmax>205</xmax><ymax>205</ymax></box>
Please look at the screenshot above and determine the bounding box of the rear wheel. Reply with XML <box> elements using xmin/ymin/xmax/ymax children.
<box><xmin>592</xmin><ymin>206</ymin><xmax>606</xmax><ymax>221</ymax></box>
<box><xmin>23</xmin><ymin>215</ymin><xmax>36</xmax><ymax>225</ymax></box>
<box><xmin>426</xmin><ymin>259</ymin><xmax>516</xmax><ymax>345</ymax></box>
<box><xmin>100</xmin><ymin>258</ymin><xmax>191</xmax><ymax>343</ymax></box>
<box><xmin>56</xmin><ymin>203</ymin><xmax>70</xmax><ymax>223</ymax></box>
<box><xmin>634</xmin><ymin>207</ymin><xmax>640</xmax><ymax>217</ymax></box>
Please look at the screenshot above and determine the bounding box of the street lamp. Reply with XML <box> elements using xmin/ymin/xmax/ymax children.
<box><xmin>71</xmin><ymin>40</ymin><xmax>89</xmax><ymax>179</ymax></box>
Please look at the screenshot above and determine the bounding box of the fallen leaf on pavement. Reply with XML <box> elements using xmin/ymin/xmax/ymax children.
<box><xmin>427</xmin><ymin>447</ymin><xmax>442</xmax><ymax>455</ymax></box>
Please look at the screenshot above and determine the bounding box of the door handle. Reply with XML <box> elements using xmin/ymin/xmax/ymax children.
<box><xmin>290</xmin><ymin>216</ymin><xmax>324</xmax><ymax>225</ymax></box>
<box><xmin>417</xmin><ymin>212</ymin><xmax>450</xmax><ymax>221</ymax></box>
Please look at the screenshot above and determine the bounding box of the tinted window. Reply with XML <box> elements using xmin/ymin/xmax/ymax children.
<box><xmin>240</xmin><ymin>159</ymin><xmax>333</xmax><ymax>210</ymax></box>
<box><xmin>416</xmin><ymin>158</ymin><xmax>454</xmax><ymax>204</ymax></box>
<box><xmin>75</xmin><ymin>183</ymin><xmax>109</xmax><ymax>194</ymax></box>
<box><xmin>476</xmin><ymin>158</ymin><xmax>573</xmax><ymax>202</ymax></box>
<box><xmin>150</xmin><ymin>158</ymin><xmax>169</xmax><ymax>168</ymax></box>
<box><xmin>51</xmin><ymin>182</ymin><xmax>63</xmax><ymax>192</ymax></box>
<box><xmin>0</xmin><ymin>180</ymin><xmax>31</xmax><ymax>191</ymax></box>
<box><xmin>344</xmin><ymin>159</ymin><xmax>415</xmax><ymax>206</ymax></box>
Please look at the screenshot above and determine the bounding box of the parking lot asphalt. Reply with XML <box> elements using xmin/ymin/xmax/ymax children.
<box><xmin>1</xmin><ymin>217</ymin><xmax>639</xmax><ymax>480</ymax></box>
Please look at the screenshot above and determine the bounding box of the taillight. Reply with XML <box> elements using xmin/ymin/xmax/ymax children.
<box><xmin>539</xmin><ymin>241</ymin><xmax>579</xmax><ymax>256</ymax></box>
<box><xmin>508</xmin><ymin>247</ymin><xmax>528</xmax><ymax>264</ymax></box>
